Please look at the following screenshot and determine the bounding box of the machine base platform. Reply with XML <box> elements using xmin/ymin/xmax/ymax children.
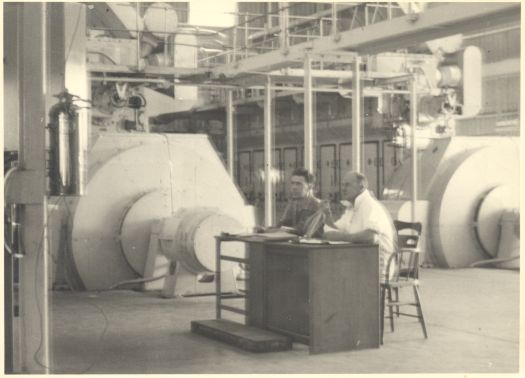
<box><xmin>191</xmin><ymin>319</ymin><xmax>292</xmax><ymax>353</ymax></box>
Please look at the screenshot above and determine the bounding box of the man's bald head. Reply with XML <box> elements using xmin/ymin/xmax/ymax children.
<box><xmin>341</xmin><ymin>171</ymin><xmax>368</xmax><ymax>203</ymax></box>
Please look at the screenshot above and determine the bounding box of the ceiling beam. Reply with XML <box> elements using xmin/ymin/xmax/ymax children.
<box><xmin>228</xmin><ymin>68</ymin><xmax>410</xmax><ymax>88</ymax></box>
<box><xmin>88</xmin><ymin>63</ymin><xmax>208</xmax><ymax>78</ymax></box>
<box><xmin>210</xmin><ymin>2</ymin><xmax>520</xmax><ymax>79</ymax></box>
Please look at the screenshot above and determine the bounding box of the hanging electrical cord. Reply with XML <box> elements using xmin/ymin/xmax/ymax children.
<box><xmin>32</xmin><ymin>196</ymin><xmax>61</xmax><ymax>372</ymax></box>
<box><xmin>87</xmin><ymin>51</ymin><xmax>118</xmax><ymax>65</ymax></box>
<box><xmin>469</xmin><ymin>255</ymin><xmax>520</xmax><ymax>268</ymax></box>
<box><xmin>4</xmin><ymin>165</ymin><xmax>25</xmax><ymax>258</ymax></box>
<box><xmin>4</xmin><ymin>164</ymin><xmax>18</xmax><ymax>185</ymax></box>
<box><xmin>105</xmin><ymin>274</ymin><xmax>168</xmax><ymax>291</ymax></box>
<box><xmin>74</xmin><ymin>297</ymin><xmax>110</xmax><ymax>374</ymax></box>
<box><xmin>30</xmin><ymin>196</ymin><xmax>111</xmax><ymax>374</ymax></box>
<box><xmin>57</xmin><ymin>196</ymin><xmax>111</xmax><ymax>373</ymax></box>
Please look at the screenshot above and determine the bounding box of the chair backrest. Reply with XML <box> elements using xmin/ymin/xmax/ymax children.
<box><xmin>394</xmin><ymin>220</ymin><xmax>422</xmax><ymax>235</ymax></box>
<box><xmin>394</xmin><ymin>220</ymin><xmax>422</xmax><ymax>250</ymax></box>
<box><xmin>387</xmin><ymin>220</ymin><xmax>423</xmax><ymax>282</ymax></box>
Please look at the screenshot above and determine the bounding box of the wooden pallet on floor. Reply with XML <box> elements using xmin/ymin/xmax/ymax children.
<box><xmin>191</xmin><ymin>319</ymin><xmax>293</xmax><ymax>353</ymax></box>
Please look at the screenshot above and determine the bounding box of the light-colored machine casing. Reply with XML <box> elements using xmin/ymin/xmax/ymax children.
<box><xmin>62</xmin><ymin>133</ymin><xmax>255</xmax><ymax>292</ymax></box>
<box><xmin>383</xmin><ymin>136</ymin><xmax>519</xmax><ymax>268</ymax></box>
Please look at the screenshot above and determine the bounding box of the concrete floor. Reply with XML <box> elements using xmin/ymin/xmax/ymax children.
<box><xmin>48</xmin><ymin>267</ymin><xmax>519</xmax><ymax>374</ymax></box>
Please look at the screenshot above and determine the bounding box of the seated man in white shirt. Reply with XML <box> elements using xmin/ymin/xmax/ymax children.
<box><xmin>323</xmin><ymin>171</ymin><xmax>396</xmax><ymax>281</ymax></box>
<box><xmin>323</xmin><ymin>200</ymin><xmax>353</xmax><ymax>232</ymax></box>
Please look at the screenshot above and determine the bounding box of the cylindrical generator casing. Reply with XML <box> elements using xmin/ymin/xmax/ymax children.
<box><xmin>66</xmin><ymin>133</ymin><xmax>255</xmax><ymax>290</ymax></box>
<box><xmin>383</xmin><ymin>136</ymin><xmax>519</xmax><ymax>268</ymax></box>
<box><xmin>158</xmin><ymin>208</ymin><xmax>245</xmax><ymax>273</ymax></box>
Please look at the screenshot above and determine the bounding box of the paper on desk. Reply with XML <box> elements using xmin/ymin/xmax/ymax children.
<box><xmin>229</xmin><ymin>231</ymin><xmax>298</xmax><ymax>241</ymax></box>
<box><xmin>251</xmin><ymin>231</ymin><xmax>298</xmax><ymax>240</ymax></box>
<box><xmin>298</xmin><ymin>238</ymin><xmax>326</xmax><ymax>244</ymax></box>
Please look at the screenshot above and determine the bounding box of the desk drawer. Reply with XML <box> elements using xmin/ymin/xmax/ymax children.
<box><xmin>265</xmin><ymin>250</ymin><xmax>309</xmax><ymax>339</ymax></box>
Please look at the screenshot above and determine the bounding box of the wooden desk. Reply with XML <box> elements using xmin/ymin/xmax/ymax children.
<box><xmin>243</xmin><ymin>240</ymin><xmax>380</xmax><ymax>354</ymax></box>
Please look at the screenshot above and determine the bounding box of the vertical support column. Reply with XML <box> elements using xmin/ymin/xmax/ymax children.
<box><xmin>244</xmin><ymin>14</ymin><xmax>249</xmax><ymax>58</ymax></box>
<box><xmin>18</xmin><ymin>3</ymin><xmax>49</xmax><ymax>373</ymax></box>
<box><xmin>226</xmin><ymin>90</ymin><xmax>235</xmax><ymax>177</ymax></box>
<box><xmin>352</xmin><ymin>56</ymin><xmax>362</xmax><ymax>173</ymax></box>
<box><xmin>264</xmin><ymin>76</ymin><xmax>274</xmax><ymax>227</ymax></box>
<box><xmin>304</xmin><ymin>54</ymin><xmax>314</xmax><ymax>173</ymax></box>
<box><xmin>232</xmin><ymin>25</ymin><xmax>238</xmax><ymax>62</ymax></box>
<box><xmin>266</xmin><ymin>2</ymin><xmax>273</xmax><ymax>29</ymax></box>
<box><xmin>280</xmin><ymin>2</ymin><xmax>289</xmax><ymax>49</ymax></box>
<box><xmin>4</xmin><ymin>4</ymin><xmax>20</xmax><ymax>371</ymax></box>
<box><xmin>135</xmin><ymin>2</ymin><xmax>141</xmax><ymax>69</ymax></box>
<box><xmin>12</xmin><ymin>3</ymin><xmax>87</xmax><ymax>372</ymax></box>
<box><xmin>410</xmin><ymin>76</ymin><xmax>418</xmax><ymax>223</ymax></box>
<box><xmin>331</xmin><ymin>2</ymin><xmax>338</xmax><ymax>35</ymax></box>
<box><xmin>162</xmin><ymin>5</ymin><xmax>168</xmax><ymax>65</ymax></box>
<box><xmin>5</xmin><ymin>248</ymin><xmax>14</xmax><ymax>373</ymax></box>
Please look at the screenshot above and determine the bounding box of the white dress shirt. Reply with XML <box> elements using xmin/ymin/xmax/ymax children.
<box><xmin>329</xmin><ymin>190</ymin><xmax>396</xmax><ymax>280</ymax></box>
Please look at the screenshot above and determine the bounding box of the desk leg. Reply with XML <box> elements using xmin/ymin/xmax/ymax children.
<box><xmin>215</xmin><ymin>238</ymin><xmax>222</xmax><ymax>319</ymax></box>
<box><xmin>247</xmin><ymin>243</ymin><xmax>266</xmax><ymax>328</ymax></box>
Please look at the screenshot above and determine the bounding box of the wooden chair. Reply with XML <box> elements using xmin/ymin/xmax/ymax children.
<box><xmin>380</xmin><ymin>220</ymin><xmax>428</xmax><ymax>344</ymax></box>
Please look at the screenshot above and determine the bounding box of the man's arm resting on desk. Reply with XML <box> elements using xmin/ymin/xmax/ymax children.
<box><xmin>324</xmin><ymin>229</ymin><xmax>376</xmax><ymax>243</ymax></box>
<box><xmin>319</xmin><ymin>200</ymin><xmax>338</xmax><ymax>228</ymax></box>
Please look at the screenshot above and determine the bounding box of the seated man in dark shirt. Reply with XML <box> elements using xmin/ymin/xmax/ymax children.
<box><xmin>277</xmin><ymin>168</ymin><xmax>323</xmax><ymax>237</ymax></box>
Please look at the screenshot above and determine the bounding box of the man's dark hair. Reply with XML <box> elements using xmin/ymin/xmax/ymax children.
<box><xmin>291</xmin><ymin>168</ymin><xmax>315</xmax><ymax>184</ymax></box>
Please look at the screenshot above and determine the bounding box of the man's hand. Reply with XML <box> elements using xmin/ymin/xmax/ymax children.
<box><xmin>325</xmin><ymin>229</ymin><xmax>377</xmax><ymax>244</ymax></box>
<box><xmin>324</xmin><ymin>230</ymin><xmax>352</xmax><ymax>242</ymax></box>
<box><xmin>320</xmin><ymin>200</ymin><xmax>336</xmax><ymax>228</ymax></box>
<box><xmin>279</xmin><ymin>225</ymin><xmax>300</xmax><ymax>234</ymax></box>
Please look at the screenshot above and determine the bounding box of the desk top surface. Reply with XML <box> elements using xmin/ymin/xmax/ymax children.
<box><xmin>217</xmin><ymin>234</ymin><xmax>377</xmax><ymax>249</ymax></box>
<box><xmin>266</xmin><ymin>240</ymin><xmax>377</xmax><ymax>250</ymax></box>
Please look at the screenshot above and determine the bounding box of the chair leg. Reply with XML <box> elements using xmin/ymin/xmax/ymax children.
<box><xmin>413</xmin><ymin>285</ymin><xmax>428</xmax><ymax>339</ymax></box>
<box><xmin>394</xmin><ymin>287</ymin><xmax>400</xmax><ymax>317</ymax></box>
<box><xmin>380</xmin><ymin>287</ymin><xmax>386</xmax><ymax>344</ymax></box>
<box><xmin>387</xmin><ymin>287</ymin><xmax>395</xmax><ymax>332</ymax></box>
